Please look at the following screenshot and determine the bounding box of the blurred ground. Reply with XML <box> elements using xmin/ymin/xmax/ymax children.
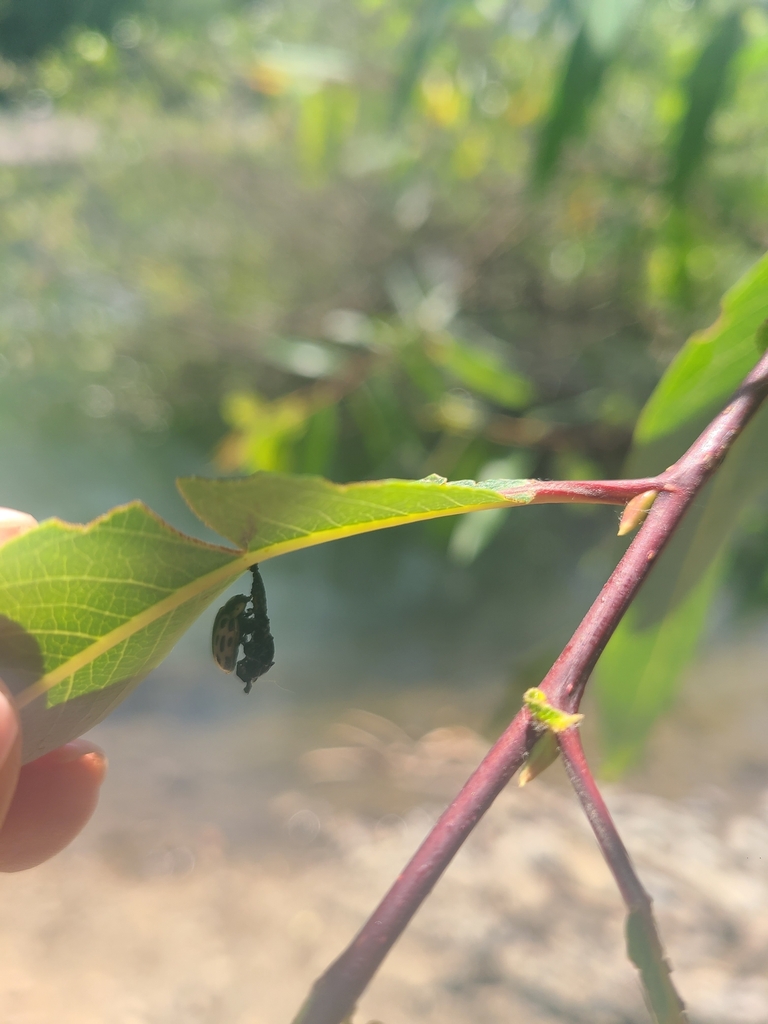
<box><xmin>1</xmin><ymin>627</ymin><xmax>768</xmax><ymax>1024</ymax></box>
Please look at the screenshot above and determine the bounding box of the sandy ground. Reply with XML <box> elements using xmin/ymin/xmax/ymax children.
<box><xmin>1</xmin><ymin>685</ymin><xmax>768</xmax><ymax>1024</ymax></box>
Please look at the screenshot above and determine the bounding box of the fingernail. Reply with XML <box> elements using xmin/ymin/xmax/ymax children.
<box><xmin>0</xmin><ymin>689</ymin><xmax>19</xmax><ymax>767</ymax></box>
<box><xmin>0</xmin><ymin>509</ymin><xmax>37</xmax><ymax>547</ymax></box>
<box><xmin>46</xmin><ymin>738</ymin><xmax>107</xmax><ymax>775</ymax></box>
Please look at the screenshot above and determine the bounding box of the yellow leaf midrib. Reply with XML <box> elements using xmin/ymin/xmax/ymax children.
<box><xmin>15</xmin><ymin>497</ymin><xmax>513</xmax><ymax>709</ymax></box>
<box><xmin>16</xmin><ymin>550</ymin><xmax>255</xmax><ymax>709</ymax></box>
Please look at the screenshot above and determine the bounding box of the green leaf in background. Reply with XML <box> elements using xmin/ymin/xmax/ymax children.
<box><xmin>448</xmin><ymin>507</ymin><xmax>509</xmax><ymax>565</ymax></box>
<box><xmin>218</xmin><ymin>391</ymin><xmax>316</xmax><ymax>473</ymax></box>
<box><xmin>668</xmin><ymin>10</ymin><xmax>745</xmax><ymax>203</ymax></box>
<box><xmin>294</xmin><ymin>405</ymin><xmax>340</xmax><ymax>476</ymax></box>
<box><xmin>599</xmin><ymin>403</ymin><xmax>768</xmax><ymax>773</ymax></box>
<box><xmin>596</xmin><ymin>252</ymin><xmax>768</xmax><ymax>772</ymax></box>
<box><xmin>390</xmin><ymin>0</ymin><xmax>469</xmax><ymax>126</ymax></box>
<box><xmin>533</xmin><ymin>26</ymin><xmax>610</xmax><ymax>184</ymax></box>
<box><xmin>448</xmin><ymin>454</ymin><xmax>533</xmax><ymax>564</ymax></box>
<box><xmin>2</xmin><ymin>472</ymin><xmax>538</xmax><ymax>761</ymax></box>
<box><xmin>625</xmin><ymin>908</ymin><xmax>687</xmax><ymax>1024</ymax></box>
<box><xmin>597</xmin><ymin>551</ymin><xmax>724</xmax><ymax>776</ymax></box>
<box><xmin>532</xmin><ymin>0</ymin><xmax>641</xmax><ymax>184</ymax></box>
<box><xmin>636</xmin><ymin>250</ymin><xmax>768</xmax><ymax>442</ymax></box>
<box><xmin>297</xmin><ymin>86</ymin><xmax>358</xmax><ymax>179</ymax></box>
<box><xmin>583</xmin><ymin>0</ymin><xmax>642</xmax><ymax>55</ymax></box>
<box><xmin>426</xmin><ymin>335</ymin><xmax>535</xmax><ymax>410</ymax></box>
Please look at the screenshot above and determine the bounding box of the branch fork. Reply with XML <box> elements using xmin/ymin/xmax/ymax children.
<box><xmin>293</xmin><ymin>350</ymin><xmax>768</xmax><ymax>1024</ymax></box>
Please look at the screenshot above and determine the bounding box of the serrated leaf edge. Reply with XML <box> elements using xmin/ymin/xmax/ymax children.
<box><xmin>177</xmin><ymin>473</ymin><xmax>535</xmax><ymax>552</ymax></box>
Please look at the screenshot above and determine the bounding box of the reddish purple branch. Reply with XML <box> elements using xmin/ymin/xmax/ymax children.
<box><xmin>293</xmin><ymin>350</ymin><xmax>768</xmax><ymax>1024</ymax></box>
<box><xmin>557</xmin><ymin>728</ymin><xmax>650</xmax><ymax>912</ymax></box>
<box><xmin>502</xmin><ymin>477</ymin><xmax>662</xmax><ymax>506</ymax></box>
<box><xmin>558</xmin><ymin>729</ymin><xmax>688</xmax><ymax>1022</ymax></box>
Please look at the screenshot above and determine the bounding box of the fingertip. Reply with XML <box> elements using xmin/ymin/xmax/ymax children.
<box><xmin>0</xmin><ymin>686</ymin><xmax>21</xmax><ymax>825</ymax></box>
<box><xmin>42</xmin><ymin>739</ymin><xmax>108</xmax><ymax>777</ymax></box>
<box><xmin>0</xmin><ymin>508</ymin><xmax>37</xmax><ymax>546</ymax></box>
<box><xmin>0</xmin><ymin>739</ymin><xmax>107</xmax><ymax>872</ymax></box>
<box><xmin>80</xmin><ymin>748</ymin><xmax>108</xmax><ymax>786</ymax></box>
<box><xmin>0</xmin><ymin>686</ymin><xmax>19</xmax><ymax>767</ymax></box>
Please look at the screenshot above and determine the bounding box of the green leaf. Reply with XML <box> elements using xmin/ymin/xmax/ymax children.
<box><xmin>295</xmin><ymin>405</ymin><xmax>339</xmax><ymax>475</ymax></box>
<box><xmin>596</xmin><ymin>251</ymin><xmax>768</xmax><ymax>771</ymax></box>
<box><xmin>583</xmin><ymin>0</ymin><xmax>641</xmax><ymax>55</ymax></box>
<box><xmin>635</xmin><ymin>250</ymin><xmax>768</xmax><ymax>444</ymax></box>
<box><xmin>297</xmin><ymin>86</ymin><xmax>358</xmax><ymax>179</ymax></box>
<box><xmin>518</xmin><ymin>729</ymin><xmax>560</xmax><ymax>787</ymax></box>
<box><xmin>532</xmin><ymin>0</ymin><xmax>641</xmax><ymax>185</ymax></box>
<box><xmin>2</xmin><ymin>472</ymin><xmax>538</xmax><ymax>760</ymax></box>
<box><xmin>219</xmin><ymin>390</ymin><xmax>315</xmax><ymax>473</ymax></box>
<box><xmin>448</xmin><ymin>506</ymin><xmax>508</xmax><ymax>564</ymax></box>
<box><xmin>426</xmin><ymin>334</ymin><xmax>535</xmax><ymax>410</ymax></box>
<box><xmin>390</xmin><ymin>0</ymin><xmax>468</xmax><ymax>126</ymax></box>
<box><xmin>0</xmin><ymin>503</ymin><xmax>248</xmax><ymax>763</ymax></box>
<box><xmin>533</xmin><ymin>26</ymin><xmax>610</xmax><ymax>185</ymax></box>
<box><xmin>597</xmin><ymin>552</ymin><xmax>724</xmax><ymax>777</ymax></box>
<box><xmin>598</xmin><ymin>402</ymin><xmax>768</xmax><ymax>772</ymax></box>
<box><xmin>625</xmin><ymin>909</ymin><xmax>687</xmax><ymax>1024</ymax></box>
<box><xmin>177</xmin><ymin>471</ymin><xmax>536</xmax><ymax>554</ymax></box>
<box><xmin>667</xmin><ymin>11</ymin><xmax>745</xmax><ymax>203</ymax></box>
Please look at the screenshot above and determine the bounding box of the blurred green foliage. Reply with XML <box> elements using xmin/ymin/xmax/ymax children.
<box><xmin>0</xmin><ymin>0</ymin><xmax>767</xmax><ymax>587</ymax></box>
<box><xmin>0</xmin><ymin>0</ymin><xmax>130</xmax><ymax>59</ymax></box>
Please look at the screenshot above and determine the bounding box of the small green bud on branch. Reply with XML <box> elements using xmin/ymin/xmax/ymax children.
<box><xmin>522</xmin><ymin>687</ymin><xmax>584</xmax><ymax>732</ymax></box>
<box><xmin>518</xmin><ymin>689</ymin><xmax>584</xmax><ymax>786</ymax></box>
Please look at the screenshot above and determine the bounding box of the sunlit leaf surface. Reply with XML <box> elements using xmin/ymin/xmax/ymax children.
<box><xmin>176</xmin><ymin>471</ymin><xmax>535</xmax><ymax>553</ymax></box>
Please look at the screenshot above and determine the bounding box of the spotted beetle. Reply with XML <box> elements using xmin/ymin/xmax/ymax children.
<box><xmin>211</xmin><ymin>594</ymin><xmax>248</xmax><ymax>672</ymax></box>
<box><xmin>211</xmin><ymin>566</ymin><xmax>275</xmax><ymax>694</ymax></box>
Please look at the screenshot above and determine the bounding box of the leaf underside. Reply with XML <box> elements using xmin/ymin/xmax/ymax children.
<box><xmin>0</xmin><ymin>473</ymin><xmax>533</xmax><ymax>761</ymax></box>
<box><xmin>0</xmin><ymin>503</ymin><xmax>242</xmax><ymax>761</ymax></box>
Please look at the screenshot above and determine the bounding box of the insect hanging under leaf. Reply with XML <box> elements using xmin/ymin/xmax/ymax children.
<box><xmin>211</xmin><ymin>565</ymin><xmax>275</xmax><ymax>694</ymax></box>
